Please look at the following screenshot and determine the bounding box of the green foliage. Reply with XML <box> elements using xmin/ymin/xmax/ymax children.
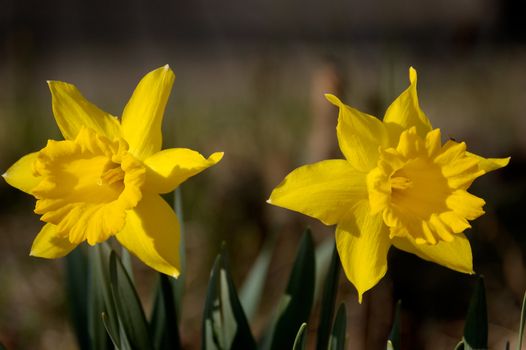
<box><xmin>66</xmin><ymin>229</ymin><xmax>526</xmax><ymax>350</ymax></box>
<box><xmin>239</xmin><ymin>237</ymin><xmax>274</xmax><ymax>322</ymax></box>
<box><xmin>65</xmin><ymin>247</ymin><xmax>91</xmax><ymax>350</ymax></box>
<box><xmin>328</xmin><ymin>303</ymin><xmax>347</xmax><ymax>350</ymax></box>
<box><xmin>89</xmin><ymin>243</ymin><xmax>118</xmax><ymax>350</ymax></box>
<box><xmin>173</xmin><ymin>188</ymin><xmax>186</xmax><ymax>322</ymax></box>
<box><xmin>517</xmin><ymin>291</ymin><xmax>526</xmax><ymax>350</ymax></box>
<box><xmin>456</xmin><ymin>276</ymin><xmax>488</xmax><ymax>350</ymax></box>
<box><xmin>315</xmin><ymin>242</ymin><xmax>341</xmax><ymax>350</ymax></box>
<box><xmin>109</xmin><ymin>251</ymin><xmax>153</xmax><ymax>350</ymax></box>
<box><xmin>387</xmin><ymin>300</ymin><xmax>401</xmax><ymax>350</ymax></box>
<box><xmin>202</xmin><ymin>246</ymin><xmax>256</xmax><ymax>350</ymax></box>
<box><xmin>150</xmin><ymin>274</ymin><xmax>182</xmax><ymax>350</ymax></box>
<box><xmin>261</xmin><ymin>229</ymin><xmax>316</xmax><ymax>350</ymax></box>
<box><xmin>292</xmin><ymin>323</ymin><xmax>308</xmax><ymax>350</ymax></box>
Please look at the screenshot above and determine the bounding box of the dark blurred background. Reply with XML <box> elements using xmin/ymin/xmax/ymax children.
<box><xmin>1</xmin><ymin>0</ymin><xmax>525</xmax><ymax>349</ymax></box>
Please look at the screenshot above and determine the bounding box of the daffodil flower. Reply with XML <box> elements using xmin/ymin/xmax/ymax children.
<box><xmin>268</xmin><ymin>68</ymin><xmax>509</xmax><ymax>301</ymax></box>
<box><xmin>3</xmin><ymin>65</ymin><xmax>223</xmax><ymax>277</ymax></box>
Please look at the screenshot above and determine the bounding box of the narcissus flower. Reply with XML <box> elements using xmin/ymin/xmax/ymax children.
<box><xmin>268</xmin><ymin>68</ymin><xmax>509</xmax><ymax>301</ymax></box>
<box><xmin>3</xmin><ymin>65</ymin><xmax>223</xmax><ymax>277</ymax></box>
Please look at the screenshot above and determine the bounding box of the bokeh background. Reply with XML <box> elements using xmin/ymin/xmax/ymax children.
<box><xmin>1</xmin><ymin>0</ymin><xmax>525</xmax><ymax>348</ymax></box>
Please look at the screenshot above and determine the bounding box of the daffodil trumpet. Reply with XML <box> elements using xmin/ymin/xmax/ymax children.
<box><xmin>268</xmin><ymin>67</ymin><xmax>509</xmax><ymax>302</ymax></box>
<box><xmin>3</xmin><ymin>65</ymin><xmax>223</xmax><ymax>277</ymax></box>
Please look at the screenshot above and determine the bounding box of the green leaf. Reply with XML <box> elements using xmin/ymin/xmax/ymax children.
<box><xmin>121</xmin><ymin>247</ymin><xmax>134</xmax><ymax>283</ymax></box>
<box><xmin>315</xmin><ymin>242</ymin><xmax>340</xmax><ymax>350</ymax></box>
<box><xmin>292</xmin><ymin>323</ymin><xmax>308</xmax><ymax>350</ymax></box>
<box><xmin>101</xmin><ymin>312</ymin><xmax>121</xmax><ymax>349</ymax></box>
<box><xmin>239</xmin><ymin>236</ymin><xmax>274</xmax><ymax>321</ymax></box>
<box><xmin>202</xmin><ymin>246</ymin><xmax>256</xmax><ymax>350</ymax></box>
<box><xmin>89</xmin><ymin>243</ymin><xmax>118</xmax><ymax>350</ymax></box>
<box><xmin>109</xmin><ymin>251</ymin><xmax>153</xmax><ymax>350</ymax></box>
<box><xmin>454</xmin><ymin>341</ymin><xmax>464</xmax><ymax>350</ymax></box>
<box><xmin>328</xmin><ymin>303</ymin><xmax>347</xmax><ymax>350</ymax></box>
<box><xmin>150</xmin><ymin>274</ymin><xmax>182</xmax><ymax>350</ymax></box>
<box><xmin>517</xmin><ymin>291</ymin><xmax>526</xmax><ymax>350</ymax></box>
<box><xmin>263</xmin><ymin>229</ymin><xmax>315</xmax><ymax>350</ymax></box>
<box><xmin>173</xmin><ymin>188</ymin><xmax>186</xmax><ymax>322</ymax></box>
<box><xmin>314</xmin><ymin>238</ymin><xmax>337</xmax><ymax>300</ymax></box>
<box><xmin>65</xmin><ymin>246</ymin><xmax>91</xmax><ymax>350</ymax></box>
<box><xmin>462</xmin><ymin>276</ymin><xmax>488</xmax><ymax>350</ymax></box>
<box><xmin>387</xmin><ymin>300</ymin><xmax>401</xmax><ymax>350</ymax></box>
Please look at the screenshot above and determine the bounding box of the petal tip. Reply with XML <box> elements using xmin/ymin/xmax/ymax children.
<box><xmin>324</xmin><ymin>93</ymin><xmax>343</xmax><ymax>107</ymax></box>
<box><xmin>266</xmin><ymin>197</ymin><xmax>272</xmax><ymax>204</ymax></box>
<box><xmin>161</xmin><ymin>64</ymin><xmax>175</xmax><ymax>78</ymax></box>
<box><xmin>357</xmin><ymin>292</ymin><xmax>363</xmax><ymax>304</ymax></box>
<box><xmin>209</xmin><ymin>152</ymin><xmax>224</xmax><ymax>163</ymax></box>
<box><xmin>409</xmin><ymin>67</ymin><xmax>417</xmax><ymax>83</ymax></box>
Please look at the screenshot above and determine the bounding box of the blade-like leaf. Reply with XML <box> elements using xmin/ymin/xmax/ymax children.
<box><xmin>463</xmin><ymin>276</ymin><xmax>488</xmax><ymax>350</ymax></box>
<box><xmin>173</xmin><ymin>188</ymin><xmax>186</xmax><ymax>322</ymax></box>
<box><xmin>454</xmin><ymin>341</ymin><xmax>464</xmax><ymax>350</ymax></box>
<box><xmin>315</xmin><ymin>242</ymin><xmax>340</xmax><ymax>350</ymax></box>
<box><xmin>109</xmin><ymin>251</ymin><xmax>153</xmax><ymax>350</ymax></box>
<box><xmin>202</xmin><ymin>246</ymin><xmax>256</xmax><ymax>350</ymax></box>
<box><xmin>65</xmin><ymin>247</ymin><xmax>91</xmax><ymax>350</ymax></box>
<box><xmin>292</xmin><ymin>323</ymin><xmax>308</xmax><ymax>350</ymax></box>
<box><xmin>517</xmin><ymin>291</ymin><xmax>526</xmax><ymax>350</ymax></box>
<box><xmin>264</xmin><ymin>229</ymin><xmax>315</xmax><ymax>350</ymax></box>
<box><xmin>150</xmin><ymin>274</ymin><xmax>182</xmax><ymax>350</ymax></box>
<box><xmin>328</xmin><ymin>303</ymin><xmax>347</xmax><ymax>350</ymax></box>
<box><xmin>387</xmin><ymin>300</ymin><xmax>401</xmax><ymax>350</ymax></box>
<box><xmin>89</xmin><ymin>243</ymin><xmax>118</xmax><ymax>350</ymax></box>
<box><xmin>239</xmin><ymin>236</ymin><xmax>275</xmax><ymax>321</ymax></box>
<box><xmin>314</xmin><ymin>238</ymin><xmax>337</xmax><ymax>300</ymax></box>
<box><xmin>121</xmin><ymin>248</ymin><xmax>134</xmax><ymax>283</ymax></box>
<box><xmin>101</xmin><ymin>312</ymin><xmax>121</xmax><ymax>349</ymax></box>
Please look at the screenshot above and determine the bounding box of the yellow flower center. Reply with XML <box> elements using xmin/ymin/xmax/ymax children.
<box><xmin>31</xmin><ymin>127</ymin><xmax>145</xmax><ymax>245</ymax></box>
<box><xmin>367</xmin><ymin>127</ymin><xmax>486</xmax><ymax>245</ymax></box>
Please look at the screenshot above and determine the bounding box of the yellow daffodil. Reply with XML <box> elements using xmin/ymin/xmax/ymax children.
<box><xmin>3</xmin><ymin>65</ymin><xmax>223</xmax><ymax>277</ymax></box>
<box><xmin>268</xmin><ymin>68</ymin><xmax>509</xmax><ymax>302</ymax></box>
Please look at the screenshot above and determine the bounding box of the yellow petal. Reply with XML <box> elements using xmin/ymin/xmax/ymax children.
<box><xmin>383</xmin><ymin>67</ymin><xmax>432</xmax><ymax>138</ymax></box>
<box><xmin>391</xmin><ymin>232</ymin><xmax>473</xmax><ymax>274</ymax></box>
<box><xmin>47</xmin><ymin>81</ymin><xmax>121</xmax><ymax>140</ymax></box>
<box><xmin>144</xmin><ymin>149</ymin><xmax>223</xmax><ymax>194</ymax></box>
<box><xmin>446</xmin><ymin>190</ymin><xmax>485</xmax><ymax>221</ymax></box>
<box><xmin>3</xmin><ymin>152</ymin><xmax>40</xmax><ymax>195</ymax></box>
<box><xmin>116</xmin><ymin>194</ymin><xmax>180</xmax><ymax>277</ymax></box>
<box><xmin>325</xmin><ymin>94</ymin><xmax>396</xmax><ymax>172</ymax></box>
<box><xmin>30</xmin><ymin>223</ymin><xmax>78</xmax><ymax>258</ymax></box>
<box><xmin>466</xmin><ymin>152</ymin><xmax>510</xmax><ymax>174</ymax></box>
<box><xmin>268</xmin><ymin>159</ymin><xmax>367</xmax><ymax>226</ymax></box>
<box><xmin>335</xmin><ymin>200</ymin><xmax>390</xmax><ymax>303</ymax></box>
<box><xmin>121</xmin><ymin>65</ymin><xmax>175</xmax><ymax>160</ymax></box>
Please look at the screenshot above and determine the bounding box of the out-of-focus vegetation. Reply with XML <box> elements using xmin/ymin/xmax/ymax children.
<box><xmin>1</xmin><ymin>0</ymin><xmax>525</xmax><ymax>348</ymax></box>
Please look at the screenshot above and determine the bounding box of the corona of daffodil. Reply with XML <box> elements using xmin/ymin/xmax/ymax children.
<box><xmin>268</xmin><ymin>68</ymin><xmax>509</xmax><ymax>301</ymax></box>
<box><xmin>3</xmin><ymin>65</ymin><xmax>223</xmax><ymax>277</ymax></box>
